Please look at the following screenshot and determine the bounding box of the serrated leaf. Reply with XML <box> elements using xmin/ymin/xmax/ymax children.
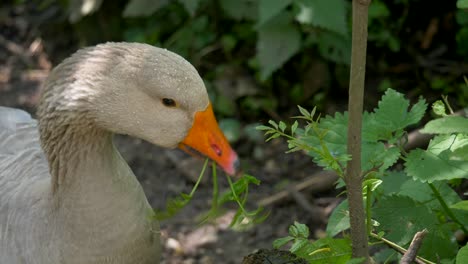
<box><xmin>258</xmin><ymin>0</ymin><xmax>292</xmax><ymax>26</ymax></box>
<box><xmin>373</xmin><ymin>89</ymin><xmax>427</xmax><ymax>138</ymax></box>
<box><xmin>406</xmin><ymin>97</ymin><xmax>428</xmax><ymax>126</ymax></box>
<box><xmin>418</xmin><ymin>224</ymin><xmax>458</xmax><ymax>260</ymax></box>
<box><xmin>373</xmin><ymin>195</ymin><xmax>439</xmax><ymax>245</ymax></box>
<box><xmin>123</xmin><ymin>0</ymin><xmax>169</xmax><ymax>17</ymax></box>
<box><xmin>295</xmin><ymin>0</ymin><xmax>348</xmax><ymax>36</ymax></box>
<box><xmin>432</xmin><ymin>100</ymin><xmax>447</xmax><ymax>117</ymax></box>
<box><xmin>421</xmin><ymin>116</ymin><xmax>468</xmax><ymax>134</ymax></box>
<box><xmin>257</xmin><ymin>13</ymin><xmax>301</xmax><ymax>80</ymax></box>
<box><xmin>457</xmin><ymin>245</ymin><xmax>468</xmax><ymax>264</ymax></box>
<box><xmin>405</xmin><ymin>135</ymin><xmax>468</xmax><ymax>182</ymax></box>
<box><xmin>273</xmin><ymin>236</ymin><xmax>294</xmax><ymax>249</ymax></box>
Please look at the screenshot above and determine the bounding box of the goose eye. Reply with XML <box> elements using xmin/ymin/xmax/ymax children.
<box><xmin>162</xmin><ymin>98</ymin><xmax>177</xmax><ymax>107</ymax></box>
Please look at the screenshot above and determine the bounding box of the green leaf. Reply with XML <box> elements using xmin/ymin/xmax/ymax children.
<box><xmin>256</xmin><ymin>125</ymin><xmax>273</xmax><ymax>131</ymax></box>
<box><xmin>405</xmin><ymin>135</ymin><xmax>468</xmax><ymax>182</ymax></box>
<box><xmin>295</xmin><ymin>0</ymin><xmax>348</xmax><ymax>36</ymax></box>
<box><xmin>123</xmin><ymin>0</ymin><xmax>169</xmax><ymax>17</ymax></box>
<box><xmin>457</xmin><ymin>0</ymin><xmax>468</xmax><ymax>9</ymax></box>
<box><xmin>178</xmin><ymin>0</ymin><xmax>199</xmax><ymax>16</ymax></box>
<box><xmin>421</xmin><ymin>116</ymin><xmax>468</xmax><ymax>134</ymax></box>
<box><xmin>418</xmin><ymin>224</ymin><xmax>458</xmax><ymax>260</ymax></box>
<box><xmin>219</xmin><ymin>0</ymin><xmax>257</xmax><ymax>20</ymax></box>
<box><xmin>307</xmin><ymin>238</ymin><xmax>352</xmax><ymax>263</ymax></box>
<box><xmin>268</xmin><ymin>120</ymin><xmax>279</xmax><ymax>129</ymax></box>
<box><xmin>294</xmin><ymin>221</ymin><xmax>310</xmax><ymax>238</ymax></box>
<box><xmin>456</xmin><ymin>245</ymin><xmax>468</xmax><ymax>264</ymax></box>
<box><xmin>290</xmin><ymin>239</ymin><xmax>309</xmax><ymax>253</ymax></box>
<box><xmin>279</xmin><ymin>121</ymin><xmax>287</xmax><ymax>132</ymax></box>
<box><xmin>432</xmin><ymin>100</ymin><xmax>447</xmax><ymax>117</ymax></box>
<box><xmin>257</xmin><ymin>13</ymin><xmax>301</xmax><ymax>80</ymax></box>
<box><xmin>451</xmin><ymin>200</ymin><xmax>468</xmax><ymax>211</ymax></box>
<box><xmin>373</xmin><ymin>195</ymin><xmax>439</xmax><ymax>245</ymax></box>
<box><xmin>258</xmin><ymin>0</ymin><xmax>292</xmax><ymax>26</ymax></box>
<box><xmin>372</xmin><ymin>89</ymin><xmax>427</xmax><ymax>138</ymax></box>
<box><xmin>273</xmin><ymin>236</ymin><xmax>294</xmax><ymax>249</ymax></box>
<box><xmin>317</xmin><ymin>31</ymin><xmax>351</xmax><ymax>64</ymax></box>
<box><xmin>368</xmin><ymin>0</ymin><xmax>390</xmax><ymax>19</ymax></box>
<box><xmin>291</xmin><ymin>120</ymin><xmax>299</xmax><ymax>135</ymax></box>
<box><xmin>326</xmin><ymin>199</ymin><xmax>350</xmax><ymax>237</ymax></box>
<box><xmin>346</xmin><ymin>258</ymin><xmax>366</xmax><ymax>264</ymax></box>
<box><xmin>298</xmin><ymin>105</ymin><xmax>312</xmax><ymax>119</ymax></box>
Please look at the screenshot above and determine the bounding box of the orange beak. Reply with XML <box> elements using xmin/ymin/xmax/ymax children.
<box><xmin>179</xmin><ymin>103</ymin><xmax>240</xmax><ymax>176</ymax></box>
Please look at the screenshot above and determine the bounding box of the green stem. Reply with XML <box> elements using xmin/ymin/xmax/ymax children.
<box><xmin>226</xmin><ymin>175</ymin><xmax>247</xmax><ymax>213</ymax></box>
<box><xmin>211</xmin><ymin>162</ymin><xmax>219</xmax><ymax>209</ymax></box>
<box><xmin>366</xmin><ymin>185</ymin><xmax>372</xmax><ymax>236</ymax></box>
<box><xmin>189</xmin><ymin>158</ymin><xmax>209</xmax><ymax>197</ymax></box>
<box><xmin>370</xmin><ymin>233</ymin><xmax>435</xmax><ymax>264</ymax></box>
<box><xmin>428</xmin><ymin>183</ymin><xmax>468</xmax><ymax>235</ymax></box>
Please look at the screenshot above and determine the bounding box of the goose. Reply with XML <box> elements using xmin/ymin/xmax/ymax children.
<box><xmin>0</xmin><ymin>42</ymin><xmax>239</xmax><ymax>264</ymax></box>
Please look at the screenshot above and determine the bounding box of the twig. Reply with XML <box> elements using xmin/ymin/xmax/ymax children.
<box><xmin>370</xmin><ymin>233</ymin><xmax>435</xmax><ymax>264</ymax></box>
<box><xmin>400</xmin><ymin>229</ymin><xmax>428</xmax><ymax>264</ymax></box>
<box><xmin>257</xmin><ymin>171</ymin><xmax>338</xmax><ymax>207</ymax></box>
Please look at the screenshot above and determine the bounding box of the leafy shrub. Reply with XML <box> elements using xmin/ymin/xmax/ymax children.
<box><xmin>259</xmin><ymin>88</ymin><xmax>468</xmax><ymax>263</ymax></box>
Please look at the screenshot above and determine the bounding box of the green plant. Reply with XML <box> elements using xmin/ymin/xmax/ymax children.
<box><xmin>258</xmin><ymin>88</ymin><xmax>468</xmax><ymax>263</ymax></box>
<box><xmin>153</xmin><ymin>159</ymin><xmax>267</xmax><ymax>230</ymax></box>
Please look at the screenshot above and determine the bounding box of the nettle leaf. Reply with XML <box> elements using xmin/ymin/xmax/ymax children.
<box><xmin>326</xmin><ymin>199</ymin><xmax>349</xmax><ymax>237</ymax></box>
<box><xmin>418</xmin><ymin>224</ymin><xmax>458</xmax><ymax>261</ymax></box>
<box><xmin>372</xmin><ymin>89</ymin><xmax>427</xmax><ymax>139</ymax></box>
<box><xmin>421</xmin><ymin>116</ymin><xmax>468</xmax><ymax>134</ymax></box>
<box><xmin>123</xmin><ymin>0</ymin><xmax>169</xmax><ymax>17</ymax></box>
<box><xmin>457</xmin><ymin>245</ymin><xmax>468</xmax><ymax>264</ymax></box>
<box><xmin>373</xmin><ymin>195</ymin><xmax>439</xmax><ymax>245</ymax></box>
<box><xmin>294</xmin><ymin>0</ymin><xmax>349</xmax><ymax>36</ymax></box>
<box><xmin>257</xmin><ymin>12</ymin><xmax>301</xmax><ymax>80</ymax></box>
<box><xmin>258</xmin><ymin>0</ymin><xmax>292</xmax><ymax>26</ymax></box>
<box><xmin>405</xmin><ymin>134</ymin><xmax>468</xmax><ymax>182</ymax></box>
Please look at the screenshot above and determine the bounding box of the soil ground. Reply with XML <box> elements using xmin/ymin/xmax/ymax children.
<box><xmin>0</xmin><ymin>3</ymin><xmax>340</xmax><ymax>264</ymax></box>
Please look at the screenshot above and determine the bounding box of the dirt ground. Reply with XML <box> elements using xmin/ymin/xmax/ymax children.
<box><xmin>0</xmin><ymin>3</ymin><xmax>341</xmax><ymax>264</ymax></box>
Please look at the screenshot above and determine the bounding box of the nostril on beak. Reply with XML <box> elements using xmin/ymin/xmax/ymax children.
<box><xmin>211</xmin><ymin>144</ymin><xmax>222</xmax><ymax>157</ymax></box>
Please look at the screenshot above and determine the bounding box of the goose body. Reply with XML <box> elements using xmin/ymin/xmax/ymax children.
<box><xmin>0</xmin><ymin>42</ymin><xmax>238</xmax><ymax>263</ymax></box>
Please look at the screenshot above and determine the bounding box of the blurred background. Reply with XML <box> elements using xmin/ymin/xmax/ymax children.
<box><xmin>0</xmin><ymin>0</ymin><xmax>467</xmax><ymax>263</ymax></box>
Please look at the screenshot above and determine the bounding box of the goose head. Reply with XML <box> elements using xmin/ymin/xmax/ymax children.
<box><xmin>40</xmin><ymin>42</ymin><xmax>239</xmax><ymax>175</ymax></box>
